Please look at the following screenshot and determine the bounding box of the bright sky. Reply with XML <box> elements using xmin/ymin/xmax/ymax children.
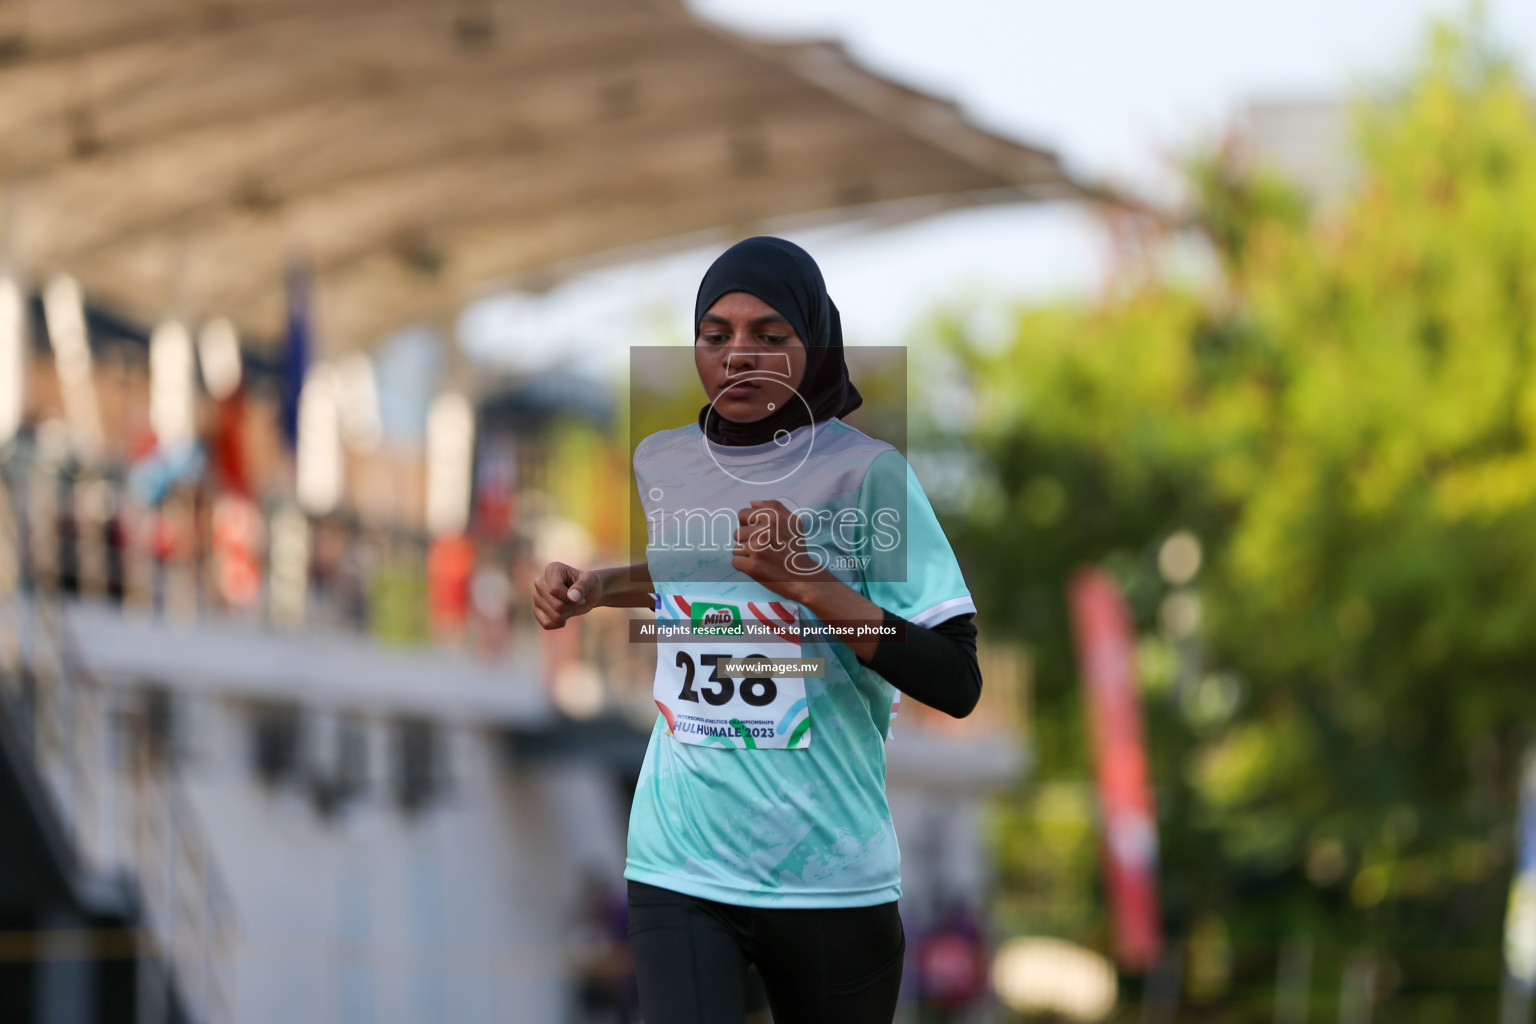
<box><xmin>458</xmin><ymin>0</ymin><xmax>1536</xmax><ymax>378</ymax></box>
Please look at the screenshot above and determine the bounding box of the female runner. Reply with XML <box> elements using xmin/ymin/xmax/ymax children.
<box><xmin>532</xmin><ymin>236</ymin><xmax>982</xmax><ymax>1024</ymax></box>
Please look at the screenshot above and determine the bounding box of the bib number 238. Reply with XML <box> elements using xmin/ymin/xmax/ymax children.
<box><xmin>653</xmin><ymin>595</ymin><xmax>812</xmax><ymax>750</ymax></box>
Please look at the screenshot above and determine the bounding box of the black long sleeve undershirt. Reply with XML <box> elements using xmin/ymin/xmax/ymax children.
<box><xmin>857</xmin><ymin>611</ymin><xmax>982</xmax><ymax>719</ymax></box>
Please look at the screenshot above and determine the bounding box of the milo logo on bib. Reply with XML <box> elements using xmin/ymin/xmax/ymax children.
<box><xmin>691</xmin><ymin>602</ymin><xmax>742</xmax><ymax>634</ymax></box>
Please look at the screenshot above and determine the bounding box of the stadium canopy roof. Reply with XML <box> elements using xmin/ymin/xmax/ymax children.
<box><xmin>0</xmin><ymin>0</ymin><xmax>1100</xmax><ymax>354</ymax></box>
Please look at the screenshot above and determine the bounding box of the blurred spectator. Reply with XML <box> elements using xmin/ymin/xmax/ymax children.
<box><xmin>913</xmin><ymin>902</ymin><xmax>988</xmax><ymax>1024</ymax></box>
<box><xmin>572</xmin><ymin>874</ymin><xmax>639</xmax><ymax>1024</ymax></box>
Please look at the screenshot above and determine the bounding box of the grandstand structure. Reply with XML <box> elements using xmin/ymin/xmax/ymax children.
<box><xmin>0</xmin><ymin>1</ymin><xmax>1086</xmax><ymax>1020</ymax></box>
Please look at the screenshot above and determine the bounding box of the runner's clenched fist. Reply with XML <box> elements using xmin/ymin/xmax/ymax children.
<box><xmin>732</xmin><ymin>499</ymin><xmax>819</xmax><ymax>590</ymax></box>
<box><xmin>531</xmin><ymin>561</ymin><xmax>602</xmax><ymax>630</ymax></box>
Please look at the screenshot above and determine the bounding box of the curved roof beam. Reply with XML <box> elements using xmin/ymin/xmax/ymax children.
<box><xmin>1</xmin><ymin>0</ymin><xmax>1103</xmax><ymax>351</ymax></box>
<box><xmin>65</xmin><ymin>104</ymin><xmax>1004</xmax><ymax>323</ymax></box>
<box><xmin>23</xmin><ymin>46</ymin><xmax>794</xmax><ymax>260</ymax></box>
<box><xmin>232</xmin><ymin>154</ymin><xmax>1044</xmax><ymax>346</ymax></box>
<box><xmin>0</xmin><ymin>2</ymin><xmax>668</xmax><ymax>177</ymax></box>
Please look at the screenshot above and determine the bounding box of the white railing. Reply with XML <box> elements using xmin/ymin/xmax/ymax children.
<box><xmin>0</xmin><ymin>459</ymin><xmax>235</xmax><ymax>1024</ymax></box>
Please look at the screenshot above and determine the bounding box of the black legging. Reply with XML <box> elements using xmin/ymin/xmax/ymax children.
<box><xmin>627</xmin><ymin>880</ymin><xmax>905</xmax><ymax>1024</ymax></box>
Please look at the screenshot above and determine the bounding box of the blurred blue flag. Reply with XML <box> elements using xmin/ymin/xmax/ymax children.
<box><xmin>280</xmin><ymin>261</ymin><xmax>311</xmax><ymax>451</ymax></box>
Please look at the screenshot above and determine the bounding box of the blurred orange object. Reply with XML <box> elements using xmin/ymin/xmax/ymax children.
<box><xmin>428</xmin><ymin>532</ymin><xmax>475</xmax><ymax>637</ymax></box>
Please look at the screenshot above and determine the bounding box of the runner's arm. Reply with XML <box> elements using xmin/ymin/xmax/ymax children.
<box><xmin>532</xmin><ymin>562</ymin><xmax>655</xmax><ymax>629</ymax></box>
<box><xmin>862</xmin><ymin>611</ymin><xmax>981</xmax><ymax>719</ymax></box>
<box><xmin>774</xmin><ymin>570</ymin><xmax>887</xmax><ymax>661</ymax></box>
<box><xmin>780</xmin><ymin>572</ymin><xmax>982</xmax><ymax>718</ymax></box>
<box><xmin>586</xmin><ymin>564</ymin><xmax>656</xmax><ymax>608</ymax></box>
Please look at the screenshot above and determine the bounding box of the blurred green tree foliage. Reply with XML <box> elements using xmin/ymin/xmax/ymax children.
<box><xmin>933</xmin><ymin>17</ymin><xmax>1536</xmax><ymax>1019</ymax></box>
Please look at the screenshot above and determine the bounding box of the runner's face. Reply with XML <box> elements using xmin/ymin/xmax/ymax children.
<box><xmin>695</xmin><ymin>291</ymin><xmax>808</xmax><ymax>423</ymax></box>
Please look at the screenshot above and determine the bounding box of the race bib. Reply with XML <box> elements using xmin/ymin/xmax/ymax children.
<box><xmin>652</xmin><ymin>593</ymin><xmax>813</xmax><ymax>750</ymax></box>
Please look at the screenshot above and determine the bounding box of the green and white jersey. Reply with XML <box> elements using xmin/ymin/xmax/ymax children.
<box><xmin>624</xmin><ymin>418</ymin><xmax>974</xmax><ymax>908</ymax></box>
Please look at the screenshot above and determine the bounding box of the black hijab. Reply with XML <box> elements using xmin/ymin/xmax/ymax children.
<box><xmin>694</xmin><ymin>236</ymin><xmax>863</xmax><ymax>446</ymax></box>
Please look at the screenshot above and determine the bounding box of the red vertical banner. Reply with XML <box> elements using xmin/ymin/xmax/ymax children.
<box><xmin>1069</xmin><ymin>567</ymin><xmax>1163</xmax><ymax>972</ymax></box>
